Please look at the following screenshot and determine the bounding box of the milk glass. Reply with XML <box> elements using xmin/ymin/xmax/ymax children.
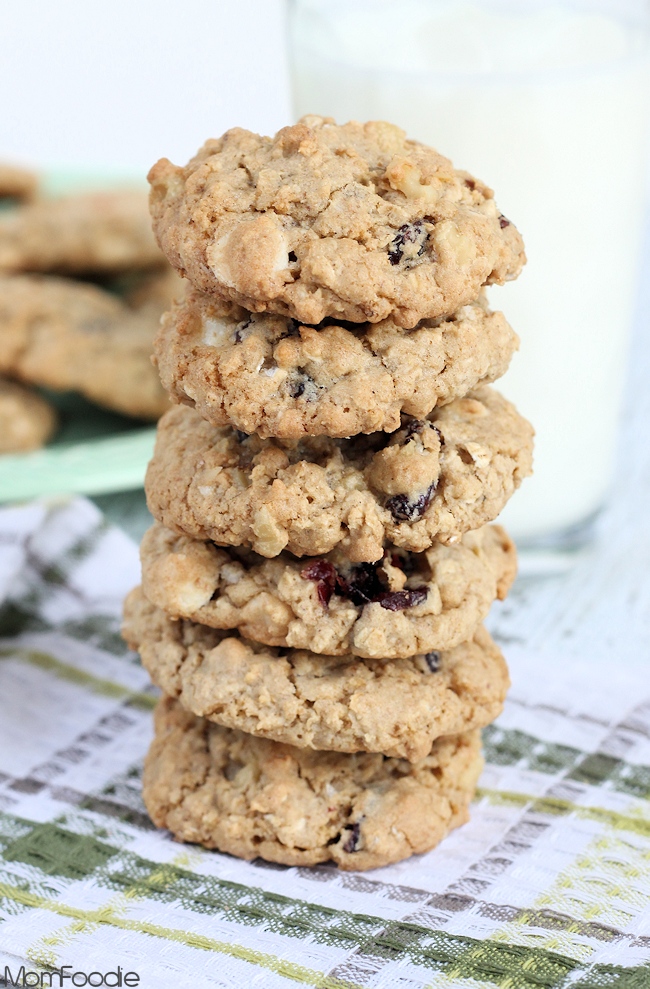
<box><xmin>288</xmin><ymin>0</ymin><xmax>650</xmax><ymax>557</ymax></box>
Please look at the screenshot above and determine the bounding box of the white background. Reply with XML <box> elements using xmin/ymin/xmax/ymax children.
<box><xmin>0</xmin><ymin>0</ymin><xmax>291</xmax><ymax>175</ymax></box>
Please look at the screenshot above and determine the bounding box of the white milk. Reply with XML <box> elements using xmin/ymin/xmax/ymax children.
<box><xmin>289</xmin><ymin>1</ymin><xmax>650</xmax><ymax>543</ymax></box>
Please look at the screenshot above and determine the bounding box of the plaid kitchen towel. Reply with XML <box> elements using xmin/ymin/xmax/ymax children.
<box><xmin>0</xmin><ymin>494</ymin><xmax>649</xmax><ymax>989</ymax></box>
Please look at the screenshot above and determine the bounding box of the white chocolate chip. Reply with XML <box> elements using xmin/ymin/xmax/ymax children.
<box><xmin>252</xmin><ymin>505</ymin><xmax>288</xmax><ymax>557</ymax></box>
<box><xmin>434</xmin><ymin>220</ymin><xmax>477</xmax><ymax>266</ymax></box>
<box><xmin>388</xmin><ymin>161</ymin><xmax>441</xmax><ymax>204</ymax></box>
<box><xmin>206</xmin><ymin>232</ymin><xmax>235</xmax><ymax>287</ymax></box>
<box><xmin>207</xmin><ymin>215</ymin><xmax>290</xmax><ymax>299</ymax></box>
<box><xmin>202</xmin><ymin>317</ymin><xmax>234</xmax><ymax>348</ymax></box>
<box><xmin>220</xmin><ymin>562</ymin><xmax>244</xmax><ymax>585</ymax></box>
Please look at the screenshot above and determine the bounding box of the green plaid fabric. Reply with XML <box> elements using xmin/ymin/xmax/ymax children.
<box><xmin>0</xmin><ymin>495</ymin><xmax>649</xmax><ymax>989</ymax></box>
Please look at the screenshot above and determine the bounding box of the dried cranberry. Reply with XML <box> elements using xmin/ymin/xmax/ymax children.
<box><xmin>465</xmin><ymin>178</ymin><xmax>476</xmax><ymax>191</ymax></box>
<box><xmin>304</xmin><ymin>559</ymin><xmax>426</xmax><ymax>611</ymax></box>
<box><xmin>378</xmin><ymin>588</ymin><xmax>428</xmax><ymax>611</ymax></box>
<box><xmin>499</xmin><ymin>215</ymin><xmax>511</xmax><ymax>229</ymax></box>
<box><xmin>342</xmin><ymin>822</ymin><xmax>361</xmax><ymax>853</ymax></box>
<box><xmin>424</xmin><ymin>650</ymin><xmax>441</xmax><ymax>672</ymax></box>
<box><xmin>388</xmin><ymin>221</ymin><xmax>428</xmax><ymax>266</ymax></box>
<box><xmin>288</xmin><ymin>372</ymin><xmax>316</xmax><ymax>399</ymax></box>
<box><xmin>386</xmin><ymin>481</ymin><xmax>437</xmax><ymax>522</ymax></box>
<box><xmin>402</xmin><ymin>419</ymin><xmax>443</xmax><ymax>446</ymax></box>
<box><xmin>402</xmin><ymin>419</ymin><xmax>425</xmax><ymax>442</ymax></box>
<box><xmin>301</xmin><ymin>560</ymin><xmax>338</xmax><ymax>607</ymax></box>
<box><xmin>336</xmin><ymin>563</ymin><xmax>385</xmax><ymax>606</ymax></box>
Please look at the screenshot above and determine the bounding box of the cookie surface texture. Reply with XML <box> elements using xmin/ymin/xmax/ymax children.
<box><xmin>155</xmin><ymin>289</ymin><xmax>518</xmax><ymax>437</ymax></box>
<box><xmin>145</xmin><ymin>387</ymin><xmax>533</xmax><ymax>561</ymax></box>
<box><xmin>143</xmin><ymin>695</ymin><xmax>483</xmax><ymax>869</ymax></box>
<box><xmin>123</xmin><ymin>587</ymin><xmax>509</xmax><ymax>761</ymax></box>
<box><xmin>149</xmin><ymin>116</ymin><xmax>525</xmax><ymax>327</ymax></box>
<box><xmin>139</xmin><ymin>522</ymin><xmax>516</xmax><ymax>657</ymax></box>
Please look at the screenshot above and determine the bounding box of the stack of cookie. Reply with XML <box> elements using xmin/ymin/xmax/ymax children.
<box><xmin>122</xmin><ymin>117</ymin><xmax>533</xmax><ymax>871</ymax></box>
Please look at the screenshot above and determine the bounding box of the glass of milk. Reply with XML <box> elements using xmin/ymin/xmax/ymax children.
<box><xmin>288</xmin><ymin>0</ymin><xmax>650</xmax><ymax>562</ymax></box>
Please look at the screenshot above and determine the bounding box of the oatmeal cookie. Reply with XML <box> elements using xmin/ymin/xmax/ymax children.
<box><xmin>0</xmin><ymin>378</ymin><xmax>57</xmax><ymax>453</ymax></box>
<box><xmin>0</xmin><ymin>274</ymin><xmax>168</xmax><ymax>419</ymax></box>
<box><xmin>0</xmin><ymin>189</ymin><xmax>162</xmax><ymax>275</ymax></box>
<box><xmin>124</xmin><ymin>587</ymin><xmax>509</xmax><ymax>762</ymax></box>
<box><xmin>145</xmin><ymin>387</ymin><xmax>532</xmax><ymax>561</ymax></box>
<box><xmin>0</xmin><ymin>163</ymin><xmax>38</xmax><ymax>202</ymax></box>
<box><xmin>149</xmin><ymin>116</ymin><xmax>525</xmax><ymax>328</ymax></box>
<box><xmin>143</xmin><ymin>695</ymin><xmax>483</xmax><ymax>869</ymax></box>
<box><xmin>155</xmin><ymin>289</ymin><xmax>518</xmax><ymax>437</ymax></box>
<box><xmin>140</xmin><ymin>522</ymin><xmax>515</xmax><ymax>658</ymax></box>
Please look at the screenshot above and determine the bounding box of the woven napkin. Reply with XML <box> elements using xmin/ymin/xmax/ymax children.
<box><xmin>0</xmin><ymin>484</ymin><xmax>648</xmax><ymax>989</ymax></box>
<box><xmin>3</xmin><ymin>274</ymin><xmax>650</xmax><ymax>987</ymax></box>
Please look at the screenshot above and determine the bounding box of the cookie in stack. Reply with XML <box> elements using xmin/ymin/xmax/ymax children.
<box><xmin>122</xmin><ymin>117</ymin><xmax>533</xmax><ymax>871</ymax></box>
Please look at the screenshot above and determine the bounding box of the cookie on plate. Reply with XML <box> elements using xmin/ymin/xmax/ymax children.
<box><xmin>143</xmin><ymin>696</ymin><xmax>483</xmax><ymax>869</ymax></box>
<box><xmin>0</xmin><ymin>163</ymin><xmax>38</xmax><ymax>203</ymax></box>
<box><xmin>139</xmin><ymin>522</ymin><xmax>515</xmax><ymax>658</ymax></box>
<box><xmin>145</xmin><ymin>387</ymin><xmax>533</xmax><ymax>561</ymax></box>
<box><xmin>0</xmin><ymin>189</ymin><xmax>162</xmax><ymax>275</ymax></box>
<box><xmin>154</xmin><ymin>289</ymin><xmax>518</xmax><ymax>437</ymax></box>
<box><xmin>123</xmin><ymin>587</ymin><xmax>509</xmax><ymax>761</ymax></box>
<box><xmin>0</xmin><ymin>378</ymin><xmax>57</xmax><ymax>453</ymax></box>
<box><xmin>149</xmin><ymin>116</ymin><xmax>525</xmax><ymax>328</ymax></box>
<box><xmin>124</xmin><ymin>264</ymin><xmax>185</xmax><ymax>315</ymax></box>
<box><xmin>0</xmin><ymin>274</ymin><xmax>168</xmax><ymax>420</ymax></box>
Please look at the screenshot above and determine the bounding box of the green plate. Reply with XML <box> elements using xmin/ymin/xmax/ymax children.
<box><xmin>0</xmin><ymin>171</ymin><xmax>156</xmax><ymax>504</ymax></box>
